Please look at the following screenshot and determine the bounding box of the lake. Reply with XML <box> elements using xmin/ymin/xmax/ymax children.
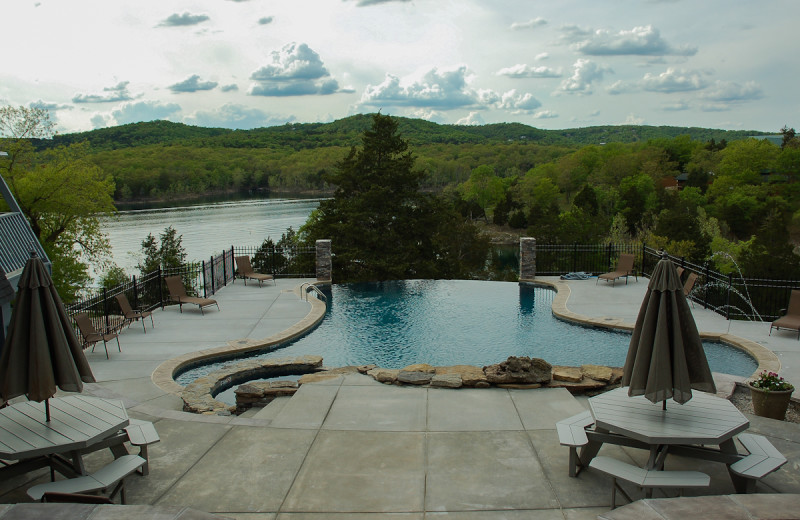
<box><xmin>100</xmin><ymin>196</ymin><xmax>321</xmax><ymax>276</ymax></box>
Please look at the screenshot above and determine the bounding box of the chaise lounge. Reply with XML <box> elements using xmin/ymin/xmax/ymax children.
<box><xmin>235</xmin><ymin>255</ymin><xmax>275</xmax><ymax>287</ymax></box>
<box><xmin>770</xmin><ymin>289</ymin><xmax>800</xmax><ymax>340</ymax></box>
<box><xmin>165</xmin><ymin>275</ymin><xmax>219</xmax><ymax>315</ymax></box>
<box><xmin>597</xmin><ymin>253</ymin><xmax>637</xmax><ymax>286</ymax></box>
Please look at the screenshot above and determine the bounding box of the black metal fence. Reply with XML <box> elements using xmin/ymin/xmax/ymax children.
<box><xmin>66</xmin><ymin>244</ymin><xmax>317</xmax><ymax>344</ymax></box>
<box><xmin>536</xmin><ymin>243</ymin><xmax>800</xmax><ymax>321</ymax></box>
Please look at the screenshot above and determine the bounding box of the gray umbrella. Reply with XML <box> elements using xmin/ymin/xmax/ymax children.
<box><xmin>622</xmin><ymin>253</ymin><xmax>716</xmax><ymax>407</ymax></box>
<box><xmin>0</xmin><ymin>252</ymin><xmax>95</xmax><ymax>420</ymax></box>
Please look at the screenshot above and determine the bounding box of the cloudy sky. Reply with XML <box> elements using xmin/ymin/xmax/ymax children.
<box><xmin>2</xmin><ymin>0</ymin><xmax>796</xmax><ymax>135</ymax></box>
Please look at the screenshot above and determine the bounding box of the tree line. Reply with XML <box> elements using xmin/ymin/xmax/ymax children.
<box><xmin>2</xmin><ymin>105</ymin><xmax>798</xmax><ymax>302</ymax></box>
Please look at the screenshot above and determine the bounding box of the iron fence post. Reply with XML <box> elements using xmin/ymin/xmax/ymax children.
<box><xmin>572</xmin><ymin>243</ymin><xmax>577</xmax><ymax>273</ymax></box>
<box><xmin>132</xmin><ymin>275</ymin><xmax>138</xmax><ymax>309</ymax></box>
<box><xmin>158</xmin><ymin>267</ymin><xmax>164</xmax><ymax>309</ymax></box>
<box><xmin>102</xmin><ymin>287</ymin><xmax>110</xmax><ymax>331</ymax></box>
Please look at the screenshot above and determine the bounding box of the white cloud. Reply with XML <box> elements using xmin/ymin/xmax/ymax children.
<box><xmin>110</xmin><ymin>100</ymin><xmax>181</xmax><ymax>125</ymax></box>
<box><xmin>562</xmin><ymin>25</ymin><xmax>697</xmax><ymax>56</ymax></box>
<box><xmin>535</xmin><ymin>53</ymin><xmax>549</xmax><ymax>61</ymax></box>
<box><xmin>248</xmin><ymin>43</ymin><xmax>342</xmax><ymax>97</ymax></box>
<box><xmin>169</xmin><ymin>75</ymin><xmax>218</xmax><ymax>93</ymax></box>
<box><xmin>220</xmin><ymin>84</ymin><xmax>239</xmax><ymax>92</ymax></box>
<box><xmin>455</xmin><ymin>112</ymin><xmax>485</xmax><ymax>125</ymax></box>
<box><xmin>624</xmin><ymin>113</ymin><xmax>645</xmax><ymax>125</ymax></box>
<box><xmin>533</xmin><ymin>110</ymin><xmax>558</xmax><ymax>119</ymax></box>
<box><xmin>496</xmin><ymin>64</ymin><xmax>562</xmax><ymax>79</ymax></box>
<box><xmin>258</xmin><ymin>16</ymin><xmax>274</xmax><ymax>25</ymax></box>
<box><xmin>702</xmin><ymin>80</ymin><xmax>763</xmax><ymax>102</ymax></box>
<box><xmin>511</xmin><ymin>18</ymin><xmax>547</xmax><ymax>30</ymax></box>
<box><xmin>557</xmin><ymin>59</ymin><xmax>610</xmax><ymax>94</ymax></box>
<box><xmin>641</xmin><ymin>68</ymin><xmax>708</xmax><ymax>92</ymax></box>
<box><xmin>360</xmin><ymin>67</ymin><xmax>541</xmax><ymax>114</ymax></box>
<box><xmin>184</xmin><ymin>103</ymin><xmax>294</xmax><ymax>129</ymax></box>
<box><xmin>606</xmin><ymin>80</ymin><xmax>634</xmax><ymax>95</ymax></box>
<box><xmin>72</xmin><ymin>81</ymin><xmax>136</xmax><ymax>103</ymax></box>
<box><xmin>348</xmin><ymin>0</ymin><xmax>411</xmax><ymax>6</ymax></box>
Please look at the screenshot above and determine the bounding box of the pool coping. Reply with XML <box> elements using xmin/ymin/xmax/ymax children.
<box><xmin>527</xmin><ymin>278</ymin><xmax>778</xmax><ymax>379</ymax></box>
<box><xmin>151</xmin><ymin>283</ymin><xmax>328</xmax><ymax>396</ymax></box>
<box><xmin>153</xmin><ymin>278</ymin><xmax>775</xmax><ymax>401</ymax></box>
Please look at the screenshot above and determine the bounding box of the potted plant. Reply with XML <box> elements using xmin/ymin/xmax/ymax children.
<box><xmin>749</xmin><ymin>371</ymin><xmax>794</xmax><ymax>420</ymax></box>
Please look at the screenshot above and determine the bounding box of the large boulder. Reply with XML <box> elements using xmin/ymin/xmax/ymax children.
<box><xmin>483</xmin><ymin>356</ymin><xmax>552</xmax><ymax>385</ymax></box>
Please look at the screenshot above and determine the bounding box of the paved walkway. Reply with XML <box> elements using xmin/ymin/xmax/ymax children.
<box><xmin>0</xmin><ymin>277</ymin><xmax>798</xmax><ymax>519</ymax></box>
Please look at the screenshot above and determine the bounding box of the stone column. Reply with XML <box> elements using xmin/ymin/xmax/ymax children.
<box><xmin>315</xmin><ymin>239</ymin><xmax>332</xmax><ymax>282</ymax></box>
<box><xmin>519</xmin><ymin>237</ymin><xmax>536</xmax><ymax>282</ymax></box>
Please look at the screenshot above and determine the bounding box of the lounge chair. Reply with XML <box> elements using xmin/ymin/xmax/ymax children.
<box><xmin>74</xmin><ymin>312</ymin><xmax>121</xmax><ymax>359</ymax></box>
<box><xmin>597</xmin><ymin>253</ymin><xmax>637</xmax><ymax>286</ymax></box>
<box><xmin>115</xmin><ymin>293</ymin><xmax>154</xmax><ymax>333</ymax></box>
<box><xmin>683</xmin><ymin>272</ymin><xmax>698</xmax><ymax>307</ymax></box>
<box><xmin>770</xmin><ymin>290</ymin><xmax>800</xmax><ymax>340</ymax></box>
<box><xmin>164</xmin><ymin>275</ymin><xmax>219</xmax><ymax>315</ymax></box>
<box><xmin>676</xmin><ymin>267</ymin><xmax>684</xmax><ymax>280</ymax></box>
<box><xmin>235</xmin><ymin>256</ymin><xmax>275</xmax><ymax>287</ymax></box>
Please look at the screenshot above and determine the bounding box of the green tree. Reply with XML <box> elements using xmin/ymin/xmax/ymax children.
<box><xmin>458</xmin><ymin>164</ymin><xmax>505</xmax><ymax>221</ymax></box>
<box><xmin>299</xmin><ymin>113</ymin><xmax>488</xmax><ymax>281</ymax></box>
<box><xmin>137</xmin><ymin>226</ymin><xmax>187</xmax><ymax>276</ymax></box>
<box><xmin>1</xmin><ymin>106</ymin><xmax>116</xmax><ymax>301</ymax></box>
<box><xmin>615</xmin><ymin>174</ymin><xmax>656</xmax><ymax>234</ymax></box>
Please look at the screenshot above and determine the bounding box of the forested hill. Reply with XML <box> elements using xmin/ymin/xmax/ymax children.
<box><xmin>40</xmin><ymin>115</ymin><xmax>767</xmax><ymax>152</ymax></box>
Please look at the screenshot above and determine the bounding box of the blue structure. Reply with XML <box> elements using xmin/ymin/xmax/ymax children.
<box><xmin>0</xmin><ymin>153</ymin><xmax>51</xmax><ymax>346</ymax></box>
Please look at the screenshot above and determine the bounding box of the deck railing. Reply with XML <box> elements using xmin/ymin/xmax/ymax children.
<box><xmin>535</xmin><ymin>243</ymin><xmax>799</xmax><ymax>321</ymax></box>
<box><xmin>65</xmin><ymin>244</ymin><xmax>317</xmax><ymax>343</ymax></box>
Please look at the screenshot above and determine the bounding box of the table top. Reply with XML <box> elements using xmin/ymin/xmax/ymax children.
<box><xmin>0</xmin><ymin>395</ymin><xmax>129</xmax><ymax>460</ymax></box>
<box><xmin>589</xmin><ymin>387</ymin><xmax>749</xmax><ymax>445</ymax></box>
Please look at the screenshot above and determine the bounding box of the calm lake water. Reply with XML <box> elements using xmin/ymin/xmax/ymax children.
<box><xmin>100</xmin><ymin>196</ymin><xmax>321</xmax><ymax>275</ymax></box>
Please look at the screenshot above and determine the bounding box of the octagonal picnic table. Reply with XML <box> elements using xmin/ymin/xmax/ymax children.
<box><xmin>580</xmin><ymin>387</ymin><xmax>751</xmax><ymax>490</ymax></box>
<box><xmin>0</xmin><ymin>395</ymin><xmax>129</xmax><ymax>480</ymax></box>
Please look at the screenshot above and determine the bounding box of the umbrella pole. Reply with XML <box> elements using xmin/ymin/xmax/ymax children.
<box><xmin>45</xmin><ymin>399</ymin><xmax>51</xmax><ymax>422</ymax></box>
<box><xmin>662</xmin><ymin>400</ymin><xmax>667</xmax><ymax>411</ymax></box>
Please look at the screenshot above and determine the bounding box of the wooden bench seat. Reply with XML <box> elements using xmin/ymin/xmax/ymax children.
<box><xmin>730</xmin><ymin>433</ymin><xmax>787</xmax><ymax>492</ymax></box>
<box><xmin>589</xmin><ymin>456</ymin><xmax>710</xmax><ymax>509</ymax></box>
<box><xmin>27</xmin><ymin>455</ymin><xmax>145</xmax><ymax>504</ymax></box>
<box><xmin>125</xmin><ymin>419</ymin><xmax>160</xmax><ymax>476</ymax></box>
<box><xmin>556</xmin><ymin>410</ymin><xmax>595</xmax><ymax>477</ymax></box>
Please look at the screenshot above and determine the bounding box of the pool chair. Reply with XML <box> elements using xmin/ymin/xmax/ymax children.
<box><xmin>683</xmin><ymin>272</ymin><xmax>698</xmax><ymax>307</ymax></box>
<box><xmin>74</xmin><ymin>312</ymin><xmax>121</xmax><ymax>359</ymax></box>
<box><xmin>597</xmin><ymin>253</ymin><xmax>637</xmax><ymax>286</ymax></box>
<box><xmin>235</xmin><ymin>256</ymin><xmax>275</xmax><ymax>287</ymax></box>
<box><xmin>164</xmin><ymin>275</ymin><xmax>219</xmax><ymax>315</ymax></box>
<box><xmin>115</xmin><ymin>293</ymin><xmax>154</xmax><ymax>333</ymax></box>
<box><xmin>770</xmin><ymin>290</ymin><xmax>800</xmax><ymax>340</ymax></box>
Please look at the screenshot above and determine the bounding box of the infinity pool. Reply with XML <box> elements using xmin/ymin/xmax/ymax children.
<box><xmin>176</xmin><ymin>280</ymin><xmax>758</xmax><ymax>386</ymax></box>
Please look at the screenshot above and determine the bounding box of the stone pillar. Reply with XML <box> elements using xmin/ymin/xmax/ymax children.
<box><xmin>315</xmin><ymin>239</ymin><xmax>332</xmax><ymax>282</ymax></box>
<box><xmin>519</xmin><ymin>237</ymin><xmax>536</xmax><ymax>282</ymax></box>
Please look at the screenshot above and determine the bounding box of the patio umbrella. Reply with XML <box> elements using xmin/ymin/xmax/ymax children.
<box><xmin>0</xmin><ymin>252</ymin><xmax>95</xmax><ymax>421</ymax></box>
<box><xmin>622</xmin><ymin>253</ymin><xmax>715</xmax><ymax>408</ymax></box>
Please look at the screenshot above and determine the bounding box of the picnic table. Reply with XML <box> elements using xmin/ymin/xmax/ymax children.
<box><xmin>580</xmin><ymin>387</ymin><xmax>754</xmax><ymax>491</ymax></box>
<box><xmin>0</xmin><ymin>395</ymin><xmax>129</xmax><ymax>480</ymax></box>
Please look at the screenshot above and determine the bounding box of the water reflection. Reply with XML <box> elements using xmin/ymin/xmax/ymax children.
<box><xmin>100</xmin><ymin>197</ymin><xmax>321</xmax><ymax>274</ymax></box>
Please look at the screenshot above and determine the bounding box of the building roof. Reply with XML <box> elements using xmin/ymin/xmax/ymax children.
<box><xmin>0</xmin><ymin>173</ymin><xmax>49</xmax><ymax>279</ymax></box>
<box><xmin>0</xmin><ymin>265</ymin><xmax>14</xmax><ymax>305</ymax></box>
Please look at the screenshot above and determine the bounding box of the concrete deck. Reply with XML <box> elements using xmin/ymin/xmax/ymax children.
<box><xmin>1</xmin><ymin>276</ymin><xmax>798</xmax><ymax>518</ymax></box>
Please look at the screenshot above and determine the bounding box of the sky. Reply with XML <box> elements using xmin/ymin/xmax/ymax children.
<box><xmin>1</xmin><ymin>0</ymin><xmax>797</xmax><ymax>135</ymax></box>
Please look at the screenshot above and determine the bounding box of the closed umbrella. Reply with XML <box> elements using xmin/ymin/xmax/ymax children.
<box><xmin>622</xmin><ymin>253</ymin><xmax>715</xmax><ymax>408</ymax></box>
<box><xmin>0</xmin><ymin>252</ymin><xmax>95</xmax><ymax>421</ymax></box>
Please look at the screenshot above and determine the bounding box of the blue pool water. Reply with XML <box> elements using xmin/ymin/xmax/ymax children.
<box><xmin>176</xmin><ymin>280</ymin><xmax>758</xmax><ymax>385</ymax></box>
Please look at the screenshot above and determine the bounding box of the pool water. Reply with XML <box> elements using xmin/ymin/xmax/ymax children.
<box><xmin>176</xmin><ymin>280</ymin><xmax>758</xmax><ymax>387</ymax></box>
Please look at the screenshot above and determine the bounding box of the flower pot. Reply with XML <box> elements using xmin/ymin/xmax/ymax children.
<box><xmin>749</xmin><ymin>385</ymin><xmax>794</xmax><ymax>420</ymax></box>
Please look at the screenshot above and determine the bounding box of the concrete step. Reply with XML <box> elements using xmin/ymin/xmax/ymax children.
<box><xmin>252</xmin><ymin>396</ymin><xmax>291</xmax><ymax>420</ymax></box>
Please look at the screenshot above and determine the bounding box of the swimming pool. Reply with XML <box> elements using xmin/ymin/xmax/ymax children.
<box><xmin>176</xmin><ymin>280</ymin><xmax>758</xmax><ymax>386</ymax></box>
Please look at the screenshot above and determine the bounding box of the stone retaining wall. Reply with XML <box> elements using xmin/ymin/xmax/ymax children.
<box><xmin>182</xmin><ymin>354</ymin><xmax>624</xmax><ymax>415</ymax></box>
